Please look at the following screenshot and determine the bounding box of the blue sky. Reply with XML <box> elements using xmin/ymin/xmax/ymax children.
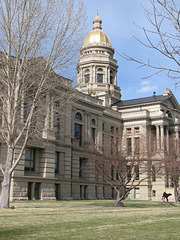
<box><xmin>84</xmin><ymin>0</ymin><xmax>180</xmax><ymax>103</ymax></box>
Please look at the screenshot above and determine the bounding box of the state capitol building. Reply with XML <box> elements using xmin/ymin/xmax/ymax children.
<box><xmin>0</xmin><ymin>15</ymin><xmax>179</xmax><ymax>202</ymax></box>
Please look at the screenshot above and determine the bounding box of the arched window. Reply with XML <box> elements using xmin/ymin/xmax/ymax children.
<box><xmin>75</xmin><ymin>112</ymin><xmax>83</xmax><ymax>146</ymax></box>
<box><xmin>75</xmin><ymin>112</ymin><xmax>82</xmax><ymax>120</ymax></box>
<box><xmin>97</xmin><ymin>68</ymin><xmax>104</xmax><ymax>83</ymax></box>
<box><xmin>91</xmin><ymin>118</ymin><xmax>95</xmax><ymax>125</ymax></box>
<box><xmin>84</xmin><ymin>69</ymin><xmax>90</xmax><ymax>83</ymax></box>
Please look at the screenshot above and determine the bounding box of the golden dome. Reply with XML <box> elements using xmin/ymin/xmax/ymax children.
<box><xmin>82</xmin><ymin>14</ymin><xmax>112</xmax><ymax>48</ymax></box>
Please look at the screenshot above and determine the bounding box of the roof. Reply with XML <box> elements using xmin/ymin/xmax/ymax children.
<box><xmin>112</xmin><ymin>94</ymin><xmax>171</xmax><ymax>107</ymax></box>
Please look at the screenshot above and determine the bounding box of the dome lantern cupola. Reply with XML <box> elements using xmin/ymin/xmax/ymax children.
<box><xmin>76</xmin><ymin>14</ymin><xmax>121</xmax><ymax>107</ymax></box>
<box><xmin>82</xmin><ymin>14</ymin><xmax>112</xmax><ymax>49</ymax></box>
<box><xmin>93</xmin><ymin>14</ymin><xmax>102</xmax><ymax>29</ymax></box>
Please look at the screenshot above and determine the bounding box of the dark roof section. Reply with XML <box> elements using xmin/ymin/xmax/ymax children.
<box><xmin>112</xmin><ymin>94</ymin><xmax>170</xmax><ymax>107</ymax></box>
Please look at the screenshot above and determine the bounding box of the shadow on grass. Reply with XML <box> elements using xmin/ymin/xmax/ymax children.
<box><xmin>87</xmin><ymin>200</ymin><xmax>179</xmax><ymax>208</ymax></box>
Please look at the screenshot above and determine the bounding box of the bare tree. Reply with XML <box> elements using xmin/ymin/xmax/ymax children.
<box><xmin>120</xmin><ymin>0</ymin><xmax>180</xmax><ymax>87</ymax></box>
<box><xmin>163</xmin><ymin>134</ymin><xmax>180</xmax><ymax>202</ymax></box>
<box><xmin>0</xmin><ymin>0</ymin><xmax>86</xmax><ymax>208</ymax></box>
<box><xmin>84</xmin><ymin>131</ymin><xmax>161</xmax><ymax>206</ymax></box>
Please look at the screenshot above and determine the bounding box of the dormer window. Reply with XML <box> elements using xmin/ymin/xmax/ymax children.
<box><xmin>84</xmin><ymin>69</ymin><xmax>90</xmax><ymax>83</ymax></box>
<box><xmin>97</xmin><ymin>68</ymin><xmax>103</xmax><ymax>83</ymax></box>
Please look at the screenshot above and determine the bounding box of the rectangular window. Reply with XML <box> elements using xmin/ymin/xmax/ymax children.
<box><xmin>127</xmin><ymin>128</ymin><xmax>131</xmax><ymax>135</ymax></box>
<box><xmin>127</xmin><ymin>138</ymin><xmax>132</xmax><ymax>155</ymax></box>
<box><xmin>102</xmin><ymin>133</ymin><xmax>104</xmax><ymax>152</ymax></box>
<box><xmin>24</xmin><ymin>148</ymin><xmax>35</xmax><ymax>171</ymax></box>
<box><xmin>111</xmin><ymin>165</ymin><xmax>114</xmax><ymax>180</ymax></box>
<box><xmin>127</xmin><ymin>189</ymin><xmax>131</xmax><ymax>199</ymax></box>
<box><xmin>34</xmin><ymin>183</ymin><xmax>41</xmax><ymax>200</ymax></box>
<box><xmin>79</xmin><ymin>157</ymin><xmax>83</xmax><ymax>178</ymax></box>
<box><xmin>127</xmin><ymin>165</ymin><xmax>131</xmax><ymax>181</ymax></box>
<box><xmin>135</xmin><ymin>165</ymin><xmax>139</xmax><ymax>180</ymax></box>
<box><xmin>55</xmin><ymin>184</ymin><xmax>60</xmax><ymax>200</ymax></box>
<box><xmin>85</xmin><ymin>74</ymin><xmax>90</xmax><ymax>83</ymax></box>
<box><xmin>54</xmin><ymin>113</ymin><xmax>60</xmax><ymax>139</ymax></box>
<box><xmin>111</xmin><ymin>126</ymin><xmax>114</xmax><ymax>133</ymax></box>
<box><xmin>79</xmin><ymin>158</ymin><xmax>86</xmax><ymax>179</ymax></box>
<box><xmin>111</xmin><ymin>136</ymin><xmax>114</xmax><ymax>154</ymax></box>
<box><xmin>75</xmin><ymin>123</ymin><xmax>82</xmax><ymax>146</ymax></box>
<box><xmin>97</xmin><ymin>73</ymin><xmax>103</xmax><ymax>83</ymax></box>
<box><xmin>134</xmin><ymin>188</ymin><xmax>140</xmax><ymax>199</ymax></box>
<box><xmin>135</xmin><ymin>137</ymin><xmax>140</xmax><ymax>155</ymax></box>
<box><xmin>135</xmin><ymin>127</ymin><xmax>140</xmax><ymax>134</ymax></box>
<box><xmin>91</xmin><ymin>127</ymin><xmax>96</xmax><ymax>143</ymax></box>
<box><xmin>55</xmin><ymin>152</ymin><xmax>59</xmax><ymax>174</ymax></box>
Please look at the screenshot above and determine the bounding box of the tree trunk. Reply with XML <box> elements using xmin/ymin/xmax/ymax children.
<box><xmin>0</xmin><ymin>146</ymin><xmax>14</xmax><ymax>208</ymax></box>
<box><xmin>0</xmin><ymin>171</ymin><xmax>12</xmax><ymax>208</ymax></box>
<box><xmin>174</xmin><ymin>183</ymin><xmax>180</xmax><ymax>203</ymax></box>
<box><xmin>114</xmin><ymin>190</ymin><xmax>124</xmax><ymax>207</ymax></box>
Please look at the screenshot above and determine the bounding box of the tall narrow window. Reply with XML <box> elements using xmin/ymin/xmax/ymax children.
<box><xmin>110</xmin><ymin>70</ymin><xmax>114</xmax><ymax>84</ymax></box>
<box><xmin>75</xmin><ymin>112</ymin><xmax>83</xmax><ymax>146</ymax></box>
<box><xmin>97</xmin><ymin>73</ymin><xmax>103</xmax><ymax>83</ymax></box>
<box><xmin>134</xmin><ymin>188</ymin><xmax>140</xmax><ymax>199</ymax></box>
<box><xmin>111</xmin><ymin>165</ymin><xmax>114</xmax><ymax>180</ymax></box>
<box><xmin>55</xmin><ymin>152</ymin><xmax>59</xmax><ymax>174</ymax></box>
<box><xmin>84</xmin><ymin>69</ymin><xmax>90</xmax><ymax>83</ymax></box>
<box><xmin>127</xmin><ymin>165</ymin><xmax>131</xmax><ymax>181</ymax></box>
<box><xmin>24</xmin><ymin>148</ymin><xmax>35</xmax><ymax>171</ymax></box>
<box><xmin>97</xmin><ymin>68</ymin><xmax>103</xmax><ymax>83</ymax></box>
<box><xmin>79</xmin><ymin>158</ymin><xmax>86</xmax><ymax>178</ymax></box>
<box><xmin>54</xmin><ymin>112</ymin><xmax>60</xmax><ymax>139</ymax></box>
<box><xmin>75</xmin><ymin>124</ymin><xmax>82</xmax><ymax>146</ymax></box>
<box><xmin>135</xmin><ymin>137</ymin><xmax>140</xmax><ymax>155</ymax></box>
<box><xmin>127</xmin><ymin>138</ymin><xmax>132</xmax><ymax>155</ymax></box>
<box><xmin>135</xmin><ymin>165</ymin><xmax>139</xmax><ymax>180</ymax></box>
<box><xmin>111</xmin><ymin>126</ymin><xmax>114</xmax><ymax>133</ymax></box>
<box><xmin>111</xmin><ymin>136</ymin><xmax>114</xmax><ymax>154</ymax></box>
<box><xmin>91</xmin><ymin>127</ymin><xmax>96</xmax><ymax>143</ymax></box>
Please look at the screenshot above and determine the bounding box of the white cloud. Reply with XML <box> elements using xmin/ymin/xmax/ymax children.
<box><xmin>141</xmin><ymin>80</ymin><xmax>150</xmax><ymax>85</ymax></box>
<box><xmin>137</xmin><ymin>85</ymin><xmax>157</xmax><ymax>93</ymax></box>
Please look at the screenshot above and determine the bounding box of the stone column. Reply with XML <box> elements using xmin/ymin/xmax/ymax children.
<box><xmin>90</xmin><ymin>65</ymin><xmax>93</xmax><ymax>83</ymax></box>
<box><xmin>97</xmin><ymin>116</ymin><xmax>102</xmax><ymax>145</ymax></box>
<box><xmin>87</xmin><ymin>113</ymin><xmax>91</xmax><ymax>141</ymax></box>
<box><xmin>156</xmin><ymin>125</ymin><xmax>160</xmax><ymax>150</ymax></box>
<box><xmin>65</xmin><ymin>104</ymin><xmax>72</xmax><ymax>145</ymax></box>
<box><xmin>92</xmin><ymin>65</ymin><xmax>96</xmax><ymax>83</ymax></box>
<box><xmin>84</xmin><ymin>112</ymin><xmax>88</xmax><ymax>142</ymax></box>
<box><xmin>160</xmin><ymin>125</ymin><xmax>164</xmax><ymax>150</ymax></box>
<box><xmin>107</xmin><ymin>67</ymin><xmax>110</xmax><ymax>84</ymax></box>
<box><xmin>166</xmin><ymin>126</ymin><xmax>169</xmax><ymax>151</ymax></box>
<box><xmin>175</xmin><ymin>125</ymin><xmax>179</xmax><ymax>154</ymax></box>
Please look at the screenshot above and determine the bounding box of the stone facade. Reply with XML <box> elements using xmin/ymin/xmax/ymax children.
<box><xmin>0</xmin><ymin>15</ymin><xmax>179</xmax><ymax>202</ymax></box>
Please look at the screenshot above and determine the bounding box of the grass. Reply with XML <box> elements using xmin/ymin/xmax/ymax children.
<box><xmin>0</xmin><ymin>200</ymin><xmax>180</xmax><ymax>240</ymax></box>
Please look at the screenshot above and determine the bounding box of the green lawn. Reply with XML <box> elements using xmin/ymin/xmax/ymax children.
<box><xmin>0</xmin><ymin>200</ymin><xmax>180</xmax><ymax>240</ymax></box>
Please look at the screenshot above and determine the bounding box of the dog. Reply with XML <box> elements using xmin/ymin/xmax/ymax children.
<box><xmin>162</xmin><ymin>192</ymin><xmax>172</xmax><ymax>202</ymax></box>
